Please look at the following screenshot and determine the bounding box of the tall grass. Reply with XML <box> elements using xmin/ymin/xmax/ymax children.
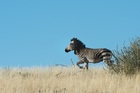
<box><xmin>110</xmin><ymin>37</ymin><xmax>140</xmax><ymax>75</ymax></box>
<box><xmin>0</xmin><ymin>67</ymin><xmax>140</xmax><ymax>93</ymax></box>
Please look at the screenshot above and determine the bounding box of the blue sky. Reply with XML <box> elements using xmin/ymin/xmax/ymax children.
<box><xmin>0</xmin><ymin>0</ymin><xmax>140</xmax><ymax>67</ymax></box>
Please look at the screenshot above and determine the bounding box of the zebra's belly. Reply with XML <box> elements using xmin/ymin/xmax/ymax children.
<box><xmin>87</xmin><ymin>58</ymin><xmax>102</xmax><ymax>63</ymax></box>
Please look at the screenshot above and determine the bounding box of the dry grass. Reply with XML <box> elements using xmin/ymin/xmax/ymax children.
<box><xmin>0</xmin><ymin>66</ymin><xmax>140</xmax><ymax>93</ymax></box>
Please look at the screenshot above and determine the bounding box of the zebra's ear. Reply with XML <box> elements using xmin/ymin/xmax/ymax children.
<box><xmin>71</xmin><ymin>37</ymin><xmax>77</xmax><ymax>41</ymax></box>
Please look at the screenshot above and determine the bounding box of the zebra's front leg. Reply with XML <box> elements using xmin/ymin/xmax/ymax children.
<box><xmin>85</xmin><ymin>62</ymin><xmax>89</xmax><ymax>70</ymax></box>
<box><xmin>76</xmin><ymin>60</ymin><xmax>84</xmax><ymax>69</ymax></box>
<box><xmin>76</xmin><ymin>59</ymin><xmax>89</xmax><ymax>70</ymax></box>
<box><xmin>82</xmin><ymin>57</ymin><xmax>89</xmax><ymax>70</ymax></box>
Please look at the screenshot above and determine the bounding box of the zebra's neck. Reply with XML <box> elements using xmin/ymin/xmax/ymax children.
<box><xmin>74</xmin><ymin>48</ymin><xmax>84</xmax><ymax>56</ymax></box>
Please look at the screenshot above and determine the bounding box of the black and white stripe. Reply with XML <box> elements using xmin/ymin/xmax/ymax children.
<box><xmin>95</xmin><ymin>48</ymin><xmax>112</xmax><ymax>61</ymax></box>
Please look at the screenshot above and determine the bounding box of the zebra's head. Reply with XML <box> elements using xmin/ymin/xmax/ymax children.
<box><xmin>65</xmin><ymin>38</ymin><xmax>85</xmax><ymax>54</ymax></box>
<box><xmin>65</xmin><ymin>38</ymin><xmax>77</xmax><ymax>52</ymax></box>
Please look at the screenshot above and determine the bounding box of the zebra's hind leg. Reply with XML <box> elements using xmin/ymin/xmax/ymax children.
<box><xmin>104</xmin><ymin>60</ymin><xmax>114</xmax><ymax>66</ymax></box>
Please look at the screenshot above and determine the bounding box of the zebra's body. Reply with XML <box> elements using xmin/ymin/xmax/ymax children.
<box><xmin>77</xmin><ymin>48</ymin><xmax>112</xmax><ymax>63</ymax></box>
<box><xmin>65</xmin><ymin>38</ymin><xmax>114</xmax><ymax>69</ymax></box>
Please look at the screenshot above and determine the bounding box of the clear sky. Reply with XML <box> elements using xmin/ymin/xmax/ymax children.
<box><xmin>0</xmin><ymin>0</ymin><xmax>140</xmax><ymax>67</ymax></box>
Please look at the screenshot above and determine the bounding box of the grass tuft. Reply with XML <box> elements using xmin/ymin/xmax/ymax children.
<box><xmin>109</xmin><ymin>37</ymin><xmax>140</xmax><ymax>76</ymax></box>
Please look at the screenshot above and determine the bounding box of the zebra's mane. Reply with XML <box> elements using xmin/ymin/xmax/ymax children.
<box><xmin>71</xmin><ymin>38</ymin><xmax>86</xmax><ymax>54</ymax></box>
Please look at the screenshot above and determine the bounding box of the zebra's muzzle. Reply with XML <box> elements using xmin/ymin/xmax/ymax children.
<box><xmin>65</xmin><ymin>48</ymin><xmax>71</xmax><ymax>52</ymax></box>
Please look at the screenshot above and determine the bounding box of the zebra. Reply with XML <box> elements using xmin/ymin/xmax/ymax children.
<box><xmin>65</xmin><ymin>38</ymin><xmax>114</xmax><ymax>70</ymax></box>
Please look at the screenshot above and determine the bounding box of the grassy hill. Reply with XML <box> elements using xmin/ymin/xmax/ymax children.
<box><xmin>0</xmin><ymin>66</ymin><xmax>140</xmax><ymax>93</ymax></box>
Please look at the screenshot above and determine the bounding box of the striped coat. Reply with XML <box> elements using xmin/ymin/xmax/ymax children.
<box><xmin>65</xmin><ymin>38</ymin><xmax>114</xmax><ymax>69</ymax></box>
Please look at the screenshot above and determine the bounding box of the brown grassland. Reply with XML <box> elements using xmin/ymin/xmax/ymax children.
<box><xmin>0</xmin><ymin>66</ymin><xmax>140</xmax><ymax>93</ymax></box>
